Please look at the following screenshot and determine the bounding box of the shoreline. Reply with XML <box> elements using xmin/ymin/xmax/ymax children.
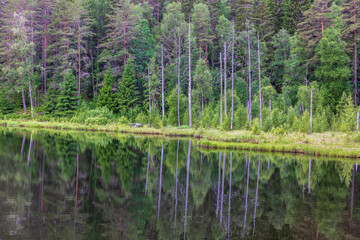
<box><xmin>1</xmin><ymin>119</ymin><xmax>360</xmax><ymax>159</ymax></box>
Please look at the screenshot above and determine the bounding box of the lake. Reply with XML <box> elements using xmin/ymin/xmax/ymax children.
<box><xmin>0</xmin><ymin>128</ymin><xmax>359</xmax><ymax>239</ymax></box>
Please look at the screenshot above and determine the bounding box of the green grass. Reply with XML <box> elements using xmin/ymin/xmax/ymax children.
<box><xmin>1</xmin><ymin>119</ymin><xmax>360</xmax><ymax>159</ymax></box>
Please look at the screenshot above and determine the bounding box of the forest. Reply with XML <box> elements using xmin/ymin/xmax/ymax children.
<box><xmin>1</xmin><ymin>0</ymin><xmax>360</xmax><ymax>133</ymax></box>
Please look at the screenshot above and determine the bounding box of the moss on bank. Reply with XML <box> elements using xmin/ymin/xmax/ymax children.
<box><xmin>1</xmin><ymin>119</ymin><xmax>360</xmax><ymax>159</ymax></box>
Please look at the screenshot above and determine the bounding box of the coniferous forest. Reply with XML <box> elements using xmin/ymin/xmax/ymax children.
<box><xmin>1</xmin><ymin>0</ymin><xmax>360</xmax><ymax>132</ymax></box>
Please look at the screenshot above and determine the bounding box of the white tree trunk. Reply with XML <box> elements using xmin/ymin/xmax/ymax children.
<box><xmin>188</xmin><ymin>21</ymin><xmax>192</xmax><ymax>127</ymax></box>
<box><xmin>224</xmin><ymin>42</ymin><xmax>227</xmax><ymax>117</ymax></box>
<box><xmin>161</xmin><ymin>45</ymin><xmax>165</xmax><ymax>120</ymax></box>
<box><xmin>310</xmin><ymin>89</ymin><xmax>313</xmax><ymax>135</ymax></box>
<box><xmin>220</xmin><ymin>52</ymin><xmax>223</xmax><ymax>125</ymax></box>
<box><xmin>247</xmin><ymin>27</ymin><xmax>252</xmax><ymax>126</ymax></box>
<box><xmin>231</xmin><ymin>22</ymin><xmax>235</xmax><ymax>131</ymax></box>
<box><xmin>258</xmin><ymin>32</ymin><xmax>262</xmax><ymax>127</ymax></box>
<box><xmin>178</xmin><ymin>32</ymin><xmax>181</xmax><ymax>127</ymax></box>
<box><xmin>148</xmin><ymin>68</ymin><xmax>151</xmax><ymax>124</ymax></box>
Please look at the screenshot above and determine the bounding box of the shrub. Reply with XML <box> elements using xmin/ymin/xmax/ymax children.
<box><xmin>118</xmin><ymin>116</ymin><xmax>130</xmax><ymax>126</ymax></box>
<box><xmin>299</xmin><ymin>110</ymin><xmax>310</xmax><ymax>133</ymax></box>
<box><xmin>251</xmin><ymin>118</ymin><xmax>261</xmax><ymax>135</ymax></box>
<box><xmin>71</xmin><ymin>106</ymin><xmax>116</xmax><ymax>125</ymax></box>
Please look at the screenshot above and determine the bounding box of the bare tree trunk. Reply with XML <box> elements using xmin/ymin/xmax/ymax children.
<box><xmin>148</xmin><ymin>68</ymin><xmax>151</xmax><ymax>124</ymax></box>
<box><xmin>258</xmin><ymin>32</ymin><xmax>262</xmax><ymax>127</ymax></box>
<box><xmin>178</xmin><ymin>33</ymin><xmax>181</xmax><ymax>127</ymax></box>
<box><xmin>310</xmin><ymin>89</ymin><xmax>313</xmax><ymax>135</ymax></box>
<box><xmin>161</xmin><ymin>45</ymin><xmax>165</xmax><ymax>120</ymax></box>
<box><xmin>247</xmin><ymin>27</ymin><xmax>252</xmax><ymax>126</ymax></box>
<box><xmin>184</xmin><ymin>139</ymin><xmax>191</xmax><ymax>239</ymax></box>
<box><xmin>354</xmin><ymin>0</ymin><xmax>358</xmax><ymax>107</ymax></box>
<box><xmin>157</xmin><ymin>144</ymin><xmax>164</xmax><ymax>218</ymax></box>
<box><xmin>188</xmin><ymin>20</ymin><xmax>192</xmax><ymax>127</ymax></box>
<box><xmin>43</xmin><ymin>0</ymin><xmax>47</xmax><ymax>98</ymax></box>
<box><xmin>231</xmin><ymin>22</ymin><xmax>234</xmax><ymax>131</ymax></box>
<box><xmin>220</xmin><ymin>52</ymin><xmax>223</xmax><ymax>125</ymax></box>
<box><xmin>22</xmin><ymin>88</ymin><xmax>27</xmax><ymax>112</ymax></box>
<box><xmin>269</xmin><ymin>99</ymin><xmax>271</xmax><ymax>111</ymax></box>
<box><xmin>27</xmin><ymin>72</ymin><xmax>34</xmax><ymax>117</ymax></box>
<box><xmin>78</xmin><ymin>19</ymin><xmax>81</xmax><ymax>105</ymax></box>
<box><xmin>224</xmin><ymin>42</ymin><xmax>227</xmax><ymax>117</ymax></box>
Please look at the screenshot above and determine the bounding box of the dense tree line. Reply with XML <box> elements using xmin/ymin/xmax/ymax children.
<box><xmin>1</xmin><ymin>0</ymin><xmax>360</xmax><ymax>132</ymax></box>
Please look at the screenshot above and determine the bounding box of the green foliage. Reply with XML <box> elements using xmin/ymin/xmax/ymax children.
<box><xmin>55</xmin><ymin>71</ymin><xmax>78</xmax><ymax>117</ymax></box>
<box><xmin>338</xmin><ymin>93</ymin><xmax>355</xmax><ymax>132</ymax></box>
<box><xmin>299</xmin><ymin>110</ymin><xmax>310</xmax><ymax>133</ymax></box>
<box><xmin>71</xmin><ymin>104</ymin><xmax>116</xmax><ymax>126</ymax></box>
<box><xmin>97</xmin><ymin>68</ymin><xmax>117</xmax><ymax>112</ymax></box>
<box><xmin>251</xmin><ymin>118</ymin><xmax>261</xmax><ymax>135</ymax></box>
<box><xmin>166</xmin><ymin>87</ymin><xmax>186</xmax><ymax>126</ymax></box>
<box><xmin>117</xmin><ymin>60</ymin><xmax>139</xmax><ymax>115</ymax></box>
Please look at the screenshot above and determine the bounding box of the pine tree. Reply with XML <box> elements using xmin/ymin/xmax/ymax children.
<box><xmin>56</xmin><ymin>71</ymin><xmax>78</xmax><ymax>116</ymax></box>
<box><xmin>117</xmin><ymin>60</ymin><xmax>139</xmax><ymax>114</ymax></box>
<box><xmin>342</xmin><ymin>0</ymin><xmax>360</xmax><ymax>107</ymax></box>
<box><xmin>192</xmin><ymin>3</ymin><xmax>213</xmax><ymax>61</ymax></box>
<box><xmin>298</xmin><ymin>0</ymin><xmax>331</xmax><ymax>50</ymax></box>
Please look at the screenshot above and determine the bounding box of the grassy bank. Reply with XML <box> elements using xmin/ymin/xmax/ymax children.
<box><xmin>1</xmin><ymin>119</ymin><xmax>360</xmax><ymax>159</ymax></box>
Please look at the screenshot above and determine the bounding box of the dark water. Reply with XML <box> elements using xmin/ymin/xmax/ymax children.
<box><xmin>0</xmin><ymin>128</ymin><xmax>359</xmax><ymax>240</ymax></box>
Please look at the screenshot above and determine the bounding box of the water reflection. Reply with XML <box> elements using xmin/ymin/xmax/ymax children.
<box><xmin>0</xmin><ymin>128</ymin><xmax>359</xmax><ymax>239</ymax></box>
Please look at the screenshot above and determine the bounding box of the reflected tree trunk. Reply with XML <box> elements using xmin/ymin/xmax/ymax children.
<box><xmin>27</xmin><ymin>133</ymin><xmax>33</xmax><ymax>167</ymax></box>
<box><xmin>184</xmin><ymin>139</ymin><xmax>191</xmax><ymax>239</ymax></box>
<box><xmin>75</xmin><ymin>145</ymin><xmax>79</xmax><ymax>223</ymax></box>
<box><xmin>40</xmin><ymin>147</ymin><xmax>45</xmax><ymax>226</ymax></box>
<box><xmin>220</xmin><ymin>153</ymin><xmax>226</xmax><ymax>224</ymax></box>
<box><xmin>174</xmin><ymin>140</ymin><xmax>179</xmax><ymax>227</ymax></box>
<box><xmin>308</xmin><ymin>159</ymin><xmax>311</xmax><ymax>193</ymax></box>
<box><xmin>228</xmin><ymin>152</ymin><xmax>233</xmax><ymax>238</ymax></box>
<box><xmin>20</xmin><ymin>135</ymin><xmax>26</xmax><ymax>158</ymax></box>
<box><xmin>243</xmin><ymin>153</ymin><xmax>250</xmax><ymax>237</ymax></box>
<box><xmin>216</xmin><ymin>152</ymin><xmax>222</xmax><ymax>216</ymax></box>
<box><xmin>253</xmin><ymin>155</ymin><xmax>261</xmax><ymax>235</ymax></box>
<box><xmin>145</xmin><ymin>143</ymin><xmax>150</xmax><ymax>195</ymax></box>
<box><xmin>158</xmin><ymin>144</ymin><xmax>164</xmax><ymax>218</ymax></box>
<box><xmin>349</xmin><ymin>166</ymin><xmax>355</xmax><ymax>233</ymax></box>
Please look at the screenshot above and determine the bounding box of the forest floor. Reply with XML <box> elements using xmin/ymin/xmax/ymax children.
<box><xmin>1</xmin><ymin>119</ymin><xmax>360</xmax><ymax>159</ymax></box>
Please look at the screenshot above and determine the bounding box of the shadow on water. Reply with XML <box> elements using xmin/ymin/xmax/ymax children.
<box><xmin>0</xmin><ymin>127</ymin><xmax>360</xmax><ymax>239</ymax></box>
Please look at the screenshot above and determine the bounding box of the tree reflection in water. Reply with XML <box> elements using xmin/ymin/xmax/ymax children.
<box><xmin>0</xmin><ymin>128</ymin><xmax>359</xmax><ymax>239</ymax></box>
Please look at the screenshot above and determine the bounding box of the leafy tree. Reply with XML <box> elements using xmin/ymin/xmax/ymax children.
<box><xmin>315</xmin><ymin>17</ymin><xmax>351</xmax><ymax>110</ymax></box>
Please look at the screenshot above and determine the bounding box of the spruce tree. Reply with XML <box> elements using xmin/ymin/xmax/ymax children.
<box><xmin>117</xmin><ymin>60</ymin><xmax>139</xmax><ymax>114</ymax></box>
<box><xmin>97</xmin><ymin>68</ymin><xmax>117</xmax><ymax>112</ymax></box>
<box><xmin>56</xmin><ymin>71</ymin><xmax>78</xmax><ymax>116</ymax></box>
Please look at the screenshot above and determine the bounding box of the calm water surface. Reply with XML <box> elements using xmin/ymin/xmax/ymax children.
<box><xmin>0</xmin><ymin>128</ymin><xmax>359</xmax><ymax>239</ymax></box>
